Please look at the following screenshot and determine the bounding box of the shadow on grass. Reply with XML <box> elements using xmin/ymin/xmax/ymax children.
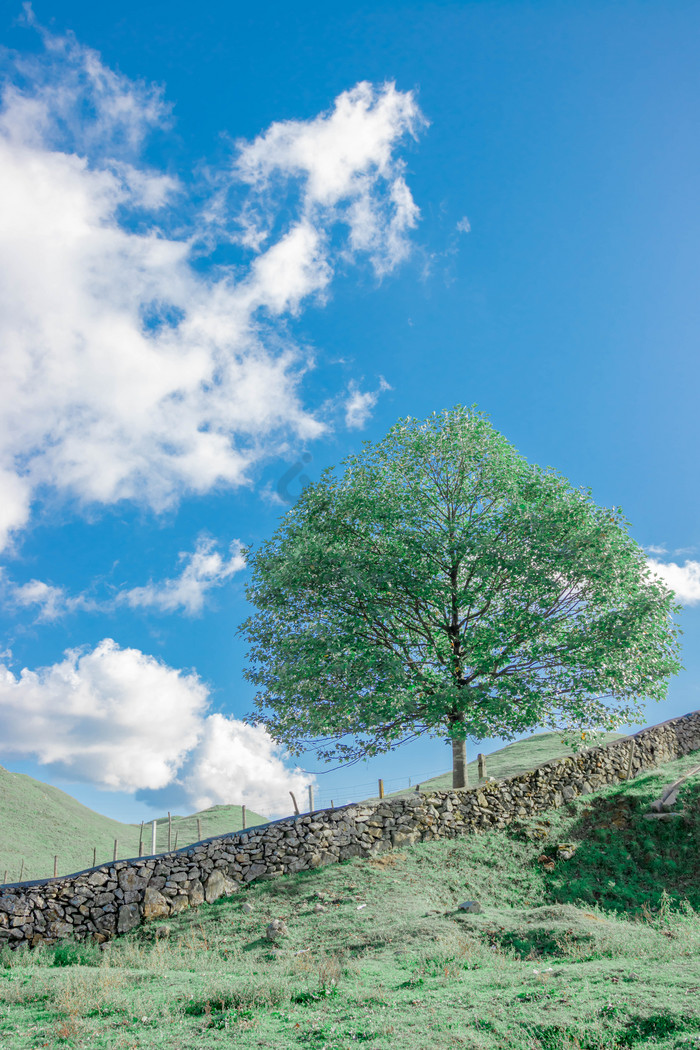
<box><xmin>505</xmin><ymin>780</ymin><xmax>700</xmax><ymax>920</ymax></box>
<box><xmin>529</xmin><ymin>1012</ymin><xmax>700</xmax><ymax>1050</ymax></box>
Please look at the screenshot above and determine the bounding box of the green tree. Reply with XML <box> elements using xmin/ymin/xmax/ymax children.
<box><xmin>236</xmin><ymin>404</ymin><xmax>684</xmax><ymax>789</ymax></box>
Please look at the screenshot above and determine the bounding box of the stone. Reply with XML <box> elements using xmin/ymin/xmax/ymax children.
<box><xmin>87</xmin><ymin>872</ymin><xmax>109</xmax><ymax>887</ymax></box>
<box><xmin>48</xmin><ymin>920</ymin><xmax>75</xmax><ymax>940</ymax></box>
<box><xmin>155</xmin><ymin>925</ymin><xmax>170</xmax><ymax>940</ymax></box>
<box><xmin>242</xmin><ymin>863</ymin><xmax>267</xmax><ymax>883</ymax></box>
<box><xmin>1</xmin><ymin>708</ymin><xmax>699</xmax><ymax>952</ymax></box>
<box><xmin>169</xmin><ymin>895</ymin><xmax>189</xmax><ymax>914</ymax></box>
<box><xmin>557</xmin><ymin>844</ymin><xmax>578</xmax><ymax>860</ymax></box>
<box><xmin>119</xmin><ymin>869</ymin><xmax>148</xmax><ymax>893</ymax></box>
<box><xmin>314</xmin><ymin>904</ymin><xmax>327</xmax><ymax>914</ymax></box>
<box><xmin>142</xmin><ymin>887</ymin><xmax>171</xmax><ymax>921</ymax></box>
<box><xmin>265</xmin><ymin>919</ymin><xmax>289</xmax><ymax>941</ymax></box>
<box><xmin>458</xmin><ymin>901</ymin><xmax>481</xmax><ymax>914</ymax></box>
<box><xmin>204</xmin><ymin>869</ymin><xmax>238</xmax><ymax>903</ymax></box>
<box><xmin>117</xmin><ymin>903</ymin><xmax>141</xmax><ymax>934</ymax></box>
<box><xmin>391</xmin><ymin>830</ymin><xmax>419</xmax><ymax>848</ymax></box>
<box><xmin>188</xmin><ymin>880</ymin><xmax>205</xmax><ymax>907</ymax></box>
<box><xmin>92</xmin><ymin>911</ymin><xmax>116</xmax><ymax>934</ymax></box>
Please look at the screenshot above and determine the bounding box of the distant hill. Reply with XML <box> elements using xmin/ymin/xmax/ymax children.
<box><xmin>0</xmin><ymin>765</ymin><xmax>268</xmax><ymax>884</ymax></box>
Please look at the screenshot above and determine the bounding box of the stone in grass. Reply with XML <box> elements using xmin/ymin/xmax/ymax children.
<box><xmin>155</xmin><ymin>925</ymin><xmax>170</xmax><ymax>940</ymax></box>
<box><xmin>265</xmin><ymin>919</ymin><xmax>289</xmax><ymax>941</ymax></box>
<box><xmin>557</xmin><ymin>843</ymin><xmax>578</xmax><ymax>860</ymax></box>
<box><xmin>314</xmin><ymin>903</ymin><xmax>327</xmax><ymax>914</ymax></box>
<box><xmin>458</xmin><ymin>901</ymin><xmax>481</xmax><ymax>914</ymax></box>
<box><xmin>242</xmin><ymin>902</ymin><xmax>254</xmax><ymax>914</ymax></box>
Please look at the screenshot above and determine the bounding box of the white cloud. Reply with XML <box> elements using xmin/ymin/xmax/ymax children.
<box><xmin>233</xmin><ymin>80</ymin><xmax>426</xmax><ymax>278</ymax></box>
<box><xmin>0</xmin><ymin>19</ymin><xmax>425</xmax><ymax>553</ymax></box>
<box><xmin>0</xmin><ymin>639</ymin><xmax>207</xmax><ymax>791</ymax></box>
<box><xmin>0</xmin><ymin>535</ymin><xmax>245</xmax><ymax>619</ymax></box>
<box><xmin>121</xmin><ymin>536</ymin><xmax>246</xmax><ymax>615</ymax></box>
<box><xmin>344</xmin><ymin>376</ymin><xmax>393</xmax><ymax>430</ymax></box>
<box><xmin>10</xmin><ymin>579</ymin><xmax>83</xmax><ymax>622</ymax></box>
<box><xmin>0</xmin><ymin>638</ymin><xmax>315</xmax><ymax>816</ymax></box>
<box><xmin>644</xmin><ymin>559</ymin><xmax>700</xmax><ymax>607</ymax></box>
<box><xmin>456</xmin><ymin>216</ymin><xmax>471</xmax><ymax>233</ymax></box>
<box><xmin>178</xmin><ymin>713</ymin><xmax>313</xmax><ymax>817</ymax></box>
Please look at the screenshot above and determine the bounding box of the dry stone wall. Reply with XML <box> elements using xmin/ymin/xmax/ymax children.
<box><xmin>2</xmin><ymin>709</ymin><xmax>700</xmax><ymax>950</ymax></box>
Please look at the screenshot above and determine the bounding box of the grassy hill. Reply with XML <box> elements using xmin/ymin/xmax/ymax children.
<box><xmin>361</xmin><ymin>729</ymin><xmax>628</xmax><ymax>802</ymax></box>
<box><xmin>1</xmin><ymin>746</ymin><xmax>699</xmax><ymax>1049</ymax></box>
<box><xmin>0</xmin><ymin>766</ymin><xmax>267</xmax><ymax>884</ymax></box>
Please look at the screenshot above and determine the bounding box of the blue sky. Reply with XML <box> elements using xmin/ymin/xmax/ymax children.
<box><xmin>0</xmin><ymin>0</ymin><xmax>698</xmax><ymax>825</ymax></box>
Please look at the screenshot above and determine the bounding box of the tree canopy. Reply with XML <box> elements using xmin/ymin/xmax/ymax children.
<box><xmin>236</xmin><ymin>404</ymin><xmax>684</xmax><ymax>788</ymax></box>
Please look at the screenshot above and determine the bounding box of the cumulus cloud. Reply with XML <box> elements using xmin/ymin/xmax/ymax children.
<box><xmin>0</xmin><ymin>639</ymin><xmax>315</xmax><ymax>816</ymax></box>
<box><xmin>0</xmin><ymin>16</ymin><xmax>425</xmax><ymax>552</ymax></box>
<box><xmin>0</xmin><ymin>639</ymin><xmax>208</xmax><ymax>791</ymax></box>
<box><xmin>644</xmin><ymin>559</ymin><xmax>700</xmax><ymax>607</ymax></box>
<box><xmin>121</xmin><ymin>536</ymin><xmax>246</xmax><ymax>615</ymax></box>
<box><xmin>178</xmin><ymin>714</ymin><xmax>313</xmax><ymax>816</ymax></box>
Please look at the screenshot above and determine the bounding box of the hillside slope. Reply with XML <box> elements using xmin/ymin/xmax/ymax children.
<box><xmin>3</xmin><ymin>748</ymin><xmax>699</xmax><ymax>1049</ymax></box>
<box><xmin>0</xmin><ymin>766</ymin><xmax>267</xmax><ymax>884</ymax></box>
<box><xmin>361</xmin><ymin>729</ymin><xmax>628</xmax><ymax>802</ymax></box>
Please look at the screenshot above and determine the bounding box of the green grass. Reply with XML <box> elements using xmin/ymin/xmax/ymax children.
<box><xmin>0</xmin><ymin>766</ymin><xmax>267</xmax><ymax>884</ymax></box>
<box><xmin>1</xmin><ymin>748</ymin><xmax>699</xmax><ymax>1049</ymax></box>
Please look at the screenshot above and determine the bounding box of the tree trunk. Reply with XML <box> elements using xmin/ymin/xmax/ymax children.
<box><xmin>452</xmin><ymin>735</ymin><xmax>468</xmax><ymax>789</ymax></box>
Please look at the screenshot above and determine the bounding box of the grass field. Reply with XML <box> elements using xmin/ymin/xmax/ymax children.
<box><xmin>0</xmin><ymin>741</ymin><xmax>699</xmax><ymax>1049</ymax></box>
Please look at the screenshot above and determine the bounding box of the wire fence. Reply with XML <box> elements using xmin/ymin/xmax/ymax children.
<box><xmin>308</xmin><ymin>764</ymin><xmax>454</xmax><ymax>808</ymax></box>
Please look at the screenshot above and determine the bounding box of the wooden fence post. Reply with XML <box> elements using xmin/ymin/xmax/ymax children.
<box><xmin>241</xmin><ymin>805</ymin><xmax>246</xmax><ymax>830</ymax></box>
<box><xmin>308</xmin><ymin>785</ymin><xmax>314</xmax><ymax>813</ymax></box>
<box><xmin>625</xmin><ymin>738</ymin><xmax>636</xmax><ymax>780</ymax></box>
<box><xmin>151</xmin><ymin>820</ymin><xmax>157</xmax><ymax>856</ymax></box>
<box><xmin>478</xmin><ymin>753</ymin><xmax>486</xmax><ymax>781</ymax></box>
<box><xmin>173</xmin><ymin>831</ymin><xmax>178</xmax><ymax>851</ymax></box>
<box><xmin>138</xmin><ymin>822</ymin><xmax>143</xmax><ymax>858</ymax></box>
<box><xmin>197</xmin><ymin>818</ymin><xmax>202</xmax><ymax>842</ymax></box>
<box><xmin>19</xmin><ymin>859</ymin><xmax>23</xmax><ymax>882</ymax></box>
<box><xmin>330</xmin><ymin>800</ymin><xmax>334</xmax><ymax>809</ymax></box>
<box><xmin>378</xmin><ymin>778</ymin><xmax>384</xmax><ymax>799</ymax></box>
<box><xmin>92</xmin><ymin>847</ymin><xmax>96</xmax><ymax>868</ymax></box>
<box><xmin>113</xmin><ymin>839</ymin><xmax>118</xmax><ymax>862</ymax></box>
<box><xmin>53</xmin><ymin>856</ymin><xmax>58</xmax><ymax>878</ymax></box>
<box><xmin>289</xmin><ymin>791</ymin><xmax>300</xmax><ymax>815</ymax></box>
<box><xmin>168</xmin><ymin>812</ymin><xmax>172</xmax><ymax>852</ymax></box>
<box><xmin>2</xmin><ymin>871</ymin><xmax>5</xmax><ymax>885</ymax></box>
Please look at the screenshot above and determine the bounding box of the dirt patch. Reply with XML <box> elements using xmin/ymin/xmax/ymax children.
<box><xmin>366</xmin><ymin>852</ymin><xmax>407</xmax><ymax>868</ymax></box>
